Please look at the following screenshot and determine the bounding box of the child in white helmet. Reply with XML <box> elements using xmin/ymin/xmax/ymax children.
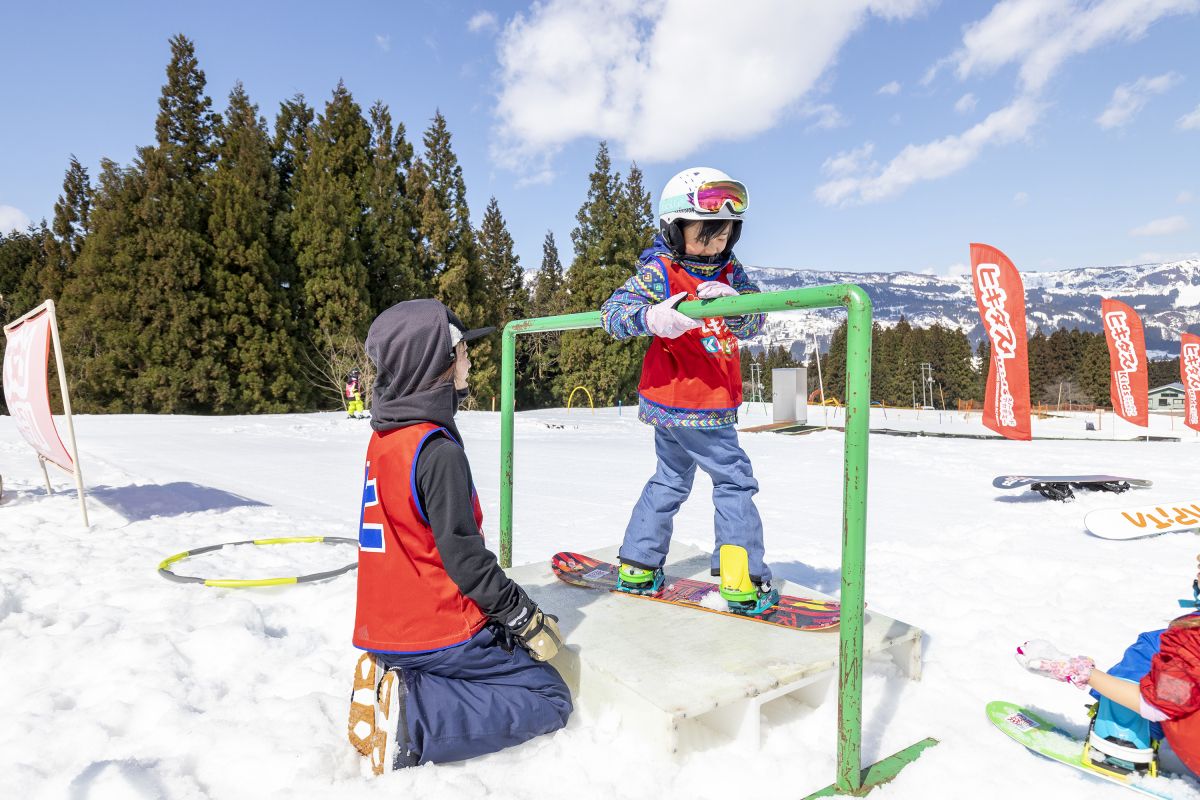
<box><xmin>600</xmin><ymin>167</ymin><xmax>775</xmax><ymax>615</ymax></box>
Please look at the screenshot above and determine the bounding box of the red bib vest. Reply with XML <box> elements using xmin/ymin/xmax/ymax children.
<box><xmin>353</xmin><ymin>423</ymin><xmax>487</xmax><ymax>652</ymax></box>
<box><xmin>638</xmin><ymin>257</ymin><xmax>743</xmax><ymax>412</ymax></box>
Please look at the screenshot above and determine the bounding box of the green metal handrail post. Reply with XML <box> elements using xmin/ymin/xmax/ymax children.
<box><xmin>498</xmin><ymin>287</ymin><xmax>935</xmax><ymax>797</ymax></box>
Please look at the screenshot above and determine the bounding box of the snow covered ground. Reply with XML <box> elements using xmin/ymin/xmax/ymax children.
<box><xmin>1</xmin><ymin>406</ymin><xmax>1198</xmax><ymax>799</ymax></box>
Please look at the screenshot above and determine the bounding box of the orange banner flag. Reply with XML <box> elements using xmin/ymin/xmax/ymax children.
<box><xmin>1101</xmin><ymin>298</ymin><xmax>1149</xmax><ymax>427</ymax></box>
<box><xmin>1181</xmin><ymin>333</ymin><xmax>1200</xmax><ymax>433</ymax></box>
<box><xmin>970</xmin><ymin>243</ymin><xmax>1031</xmax><ymax>441</ymax></box>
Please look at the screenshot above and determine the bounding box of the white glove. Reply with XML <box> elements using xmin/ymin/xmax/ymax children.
<box><xmin>1015</xmin><ymin>640</ymin><xmax>1095</xmax><ymax>688</ymax></box>
<box><xmin>696</xmin><ymin>281</ymin><xmax>739</xmax><ymax>299</ymax></box>
<box><xmin>645</xmin><ymin>291</ymin><xmax>702</xmax><ymax>339</ymax></box>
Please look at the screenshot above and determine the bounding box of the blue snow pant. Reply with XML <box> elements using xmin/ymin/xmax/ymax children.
<box><xmin>1090</xmin><ymin>629</ymin><xmax>1166</xmax><ymax>746</ymax></box>
<box><xmin>376</xmin><ymin>626</ymin><xmax>572</xmax><ymax>764</ymax></box>
<box><xmin>619</xmin><ymin>425</ymin><xmax>769</xmax><ymax>581</ymax></box>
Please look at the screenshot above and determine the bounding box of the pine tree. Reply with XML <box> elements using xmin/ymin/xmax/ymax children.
<box><xmin>523</xmin><ymin>230</ymin><xmax>566</xmax><ymax>406</ymax></box>
<box><xmin>58</xmin><ymin>159</ymin><xmax>144</xmax><ymax>411</ymax></box>
<box><xmin>557</xmin><ymin>143</ymin><xmax>649</xmax><ymax>405</ymax></box>
<box><xmin>129</xmin><ymin>34</ymin><xmax>221</xmax><ymax>412</ymax></box>
<box><xmin>290</xmin><ymin>81</ymin><xmax>372</xmax><ymax>366</ymax></box>
<box><xmin>974</xmin><ymin>337</ymin><xmax>991</xmax><ymax>403</ymax></box>
<box><xmin>474</xmin><ymin>196</ymin><xmax>525</xmax><ymax>399</ymax></box>
<box><xmin>409</xmin><ymin>111</ymin><xmax>490</xmax><ymax>401</ymax></box>
<box><xmin>270</xmin><ymin>94</ymin><xmax>314</xmax><ymax>314</ymax></box>
<box><xmin>207</xmin><ymin>81</ymin><xmax>302</xmax><ymax>413</ymax></box>
<box><xmin>49</xmin><ymin>155</ymin><xmax>92</xmax><ymax>301</ymax></box>
<box><xmin>1079</xmin><ymin>333</ymin><xmax>1112</xmax><ymax>407</ymax></box>
<box><xmin>362</xmin><ymin>100</ymin><xmax>420</xmax><ymax>314</ymax></box>
<box><xmin>822</xmin><ymin>318</ymin><xmax>849</xmax><ymax>401</ymax></box>
<box><xmin>0</xmin><ymin>226</ymin><xmax>44</xmax><ymax>324</ymax></box>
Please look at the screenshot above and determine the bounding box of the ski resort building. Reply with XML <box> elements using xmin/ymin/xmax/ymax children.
<box><xmin>1148</xmin><ymin>381</ymin><xmax>1186</xmax><ymax>410</ymax></box>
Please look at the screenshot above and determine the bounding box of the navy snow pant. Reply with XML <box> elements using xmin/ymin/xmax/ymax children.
<box><xmin>377</xmin><ymin>626</ymin><xmax>572</xmax><ymax>764</ymax></box>
<box><xmin>620</xmin><ymin>425</ymin><xmax>769</xmax><ymax>580</ymax></box>
<box><xmin>1090</xmin><ymin>629</ymin><xmax>1166</xmax><ymax>745</ymax></box>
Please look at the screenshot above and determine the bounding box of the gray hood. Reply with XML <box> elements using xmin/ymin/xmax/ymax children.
<box><xmin>365</xmin><ymin>299</ymin><xmax>461</xmax><ymax>441</ymax></box>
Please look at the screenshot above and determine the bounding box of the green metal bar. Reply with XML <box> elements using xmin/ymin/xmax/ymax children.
<box><xmin>838</xmin><ymin>285</ymin><xmax>871</xmax><ymax>793</ymax></box>
<box><xmin>804</xmin><ymin>738</ymin><xmax>940</xmax><ymax>799</ymax></box>
<box><xmin>497</xmin><ymin>285</ymin><xmax>935</xmax><ymax>796</ymax></box>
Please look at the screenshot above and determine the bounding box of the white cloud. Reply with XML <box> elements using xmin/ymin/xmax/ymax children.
<box><xmin>1179</xmin><ymin>103</ymin><xmax>1200</xmax><ymax>130</ymax></box>
<box><xmin>949</xmin><ymin>0</ymin><xmax>1198</xmax><ymax>94</ymax></box>
<box><xmin>468</xmin><ymin>11</ymin><xmax>499</xmax><ymax>33</ymax></box>
<box><xmin>878</xmin><ymin>80</ymin><xmax>901</xmax><ymax>95</ymax></box>
<box><xmin>800</xmin><ymin>102</ymin><xmax>847</xmax><ymax>130</ymax></box>
<box><xmin>1014</xmin><ymin>190</ymin><xmax>1029</xmax><ymax>205</ymax></box>
<box><xmin>491</xmin><ymin>0</ymin><xmax>936</xmax><ymax>168</ymax></box>
<box><xmin>955</xmin><ymin>92</ymin><xmax>978</xmax><ymax>114</ymax></box>
<box><xmin>1096</xmin><ymin>72</ymin><xmax>1181</xmax><ymax>129</ymax></box>
<box><xmin>833</xmin><ymin>0</ymin><xmax>1200</xmax><ymax>206</ymax></box>
<box><xmin>815</xmin><ymin>97</ymin><xmax>1041</xmax><ymax>206</ymax></box>
<box><xmin>1129</xmin><ymin>215</ymin><xmax>1190</xmax><ymax>236</ymax></box>
<box><xmin>822</xmin><ymin>143</ymin><xmax>877</xmax><ymax>178</ymax></box>
<box><xmin>943</xmin><ymin>261</ymin><xmax>970</xmax><ymax>276</ymax></box>
<box><xmin>0</xmin><ymin>205</ymin><xmax>31</xmax><ymax>234</ymax></box>
<box><xmin>375</xmin><ymin>34</ymin><xmax>390</xmax><ymax>52</ymax></box>
<box><xmin>1179</xmin><ymin>190</ymin><xmax>1196</xmax><ymax>204</ymax></box>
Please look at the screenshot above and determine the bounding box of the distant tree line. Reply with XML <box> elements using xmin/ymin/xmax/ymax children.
<box><xmin>740</xmin><ymin>319</ymin><xmax>1181</xmax><ymax>410</ymax></box>
<box><xmin>0</xmin><ymin>35</ymin><xmax>657</xmax><ymax>414</ymax></box>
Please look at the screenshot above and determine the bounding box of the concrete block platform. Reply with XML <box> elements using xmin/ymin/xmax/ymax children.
<box><xmin>510</xmin><ymin>543</ymin><xmax>923</xmax><ymax>754</ymax></box>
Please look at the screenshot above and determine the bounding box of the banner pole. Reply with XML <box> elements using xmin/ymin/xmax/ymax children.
<box><xmin>46</xmin><ymin>301</ymin><xmax>88</xmax><ymax>528</ymax></box>
<box><xmin>39</xmin><ymin>456</ymin><xmax>53</xmax><ymax>494</ymax></box>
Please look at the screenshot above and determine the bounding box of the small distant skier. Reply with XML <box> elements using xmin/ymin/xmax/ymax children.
<box><xmin>345</xmin><ymin>369</ymin><xmax>365</xmax><ymax>418</ymax></box>
<box><xmin>1015</xmin><ymin>561</ymin><xmax>1200</xmax><ymax>778</ymax></box>
<box><xmin>347</xmin><ymin>299</ymin><xmax>571</xmax><ymax>774</ymax></box>
<box><xmin>600</xmin><ymin>167</ymin><xmax>775</xmax><ymax>615</ymax></box>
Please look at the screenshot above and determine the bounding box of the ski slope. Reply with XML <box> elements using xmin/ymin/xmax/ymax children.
<box><xmin>1</xmin><ymin>406</ymin><xmax>1199</xmax><ymax>799</ymax></box>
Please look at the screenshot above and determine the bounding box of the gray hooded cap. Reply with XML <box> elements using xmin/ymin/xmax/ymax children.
<box><xmin>365</xmin><ymin>299</ymin><xmax>462</xmax><ymax>439</ymax></box>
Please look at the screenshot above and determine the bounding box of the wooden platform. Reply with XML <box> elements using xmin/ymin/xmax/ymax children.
<box><xmin>509</xmin><ymin>543</ymin><xmax>923</xmax><ymax>754</ymax></box>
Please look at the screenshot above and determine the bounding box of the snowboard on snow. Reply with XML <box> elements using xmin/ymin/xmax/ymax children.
<box><xmin>993</xmin><ymin>475</ymin><xmax>1152</xmax><ymax>501</ymax></box>
<box><xmin>986</xmin><ymin>701</ymin><xmax>1193</xmax><ymax>798</ymax></box>
<box><xmin>550</xmin><ymin>551</ymin><xmax>840</xmax><ymax>631</ymax></box>
<box><xmin>1085</xmin><ymin>502</ymin><xmax>1200</xmax><ymax>540</ymax></box>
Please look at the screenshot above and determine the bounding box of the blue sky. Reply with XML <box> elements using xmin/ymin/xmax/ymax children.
<box><xmin>1</xmin><ymin>1</ymin><xmax>1198</xmax><ymax>276</ymax></box>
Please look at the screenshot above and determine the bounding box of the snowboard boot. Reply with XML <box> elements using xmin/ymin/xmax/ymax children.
<box><xmin>616</xmin><ymin>562</ymin><xmax>664</xmax><ymax>595</ymax></box>
<box><xmin>718</xmin><ymin>545</ymin><xmax>779</xmax><ymax>616</ymax></box>
<box><xmin>1083</xmin><ymin>701</ymin><xmax>1159</xmax><ymax>778</ymax></box>
<box><xmin>347</xmin><ymin>653</ymin><xmax>418</xmax><ymax>774</ymax></box>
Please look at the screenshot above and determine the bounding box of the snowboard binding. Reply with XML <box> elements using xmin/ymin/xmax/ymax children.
<box><xmin>615</xmin><ymin>562</ymin><xmax>664</xmax><ymax>596</ymax></box>
<box><xmin>718</xmin><ymin>545</ymin><xmax>780</xmax><ymax>616</ymax></box>
<box><xmin>1083</xmin><ymin>703</ymin><xmax>1159</xmax><ymax>779</ymax></box>
<box><xmin>1032</xmin><ymin>481</ymin><xmax>1131</xmax><ymax>502</ymax></box>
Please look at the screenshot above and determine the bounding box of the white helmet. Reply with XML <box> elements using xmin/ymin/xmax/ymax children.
<box><xmin>658</xmin><ymin>167</ymin><xmax>748</xmax><ymax>258</ymax></box>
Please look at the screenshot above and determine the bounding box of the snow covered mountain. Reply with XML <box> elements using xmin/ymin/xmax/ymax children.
<box><xmin>742</xmin><ymin>258</ymin><xmax>1200</xmax><ymax>358</ymax></box>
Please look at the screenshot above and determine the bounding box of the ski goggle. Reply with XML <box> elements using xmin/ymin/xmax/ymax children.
<box><xmin>691</xmin><ymin>180</ymin><xmax>749</xmax><ymax>214</ymax></box>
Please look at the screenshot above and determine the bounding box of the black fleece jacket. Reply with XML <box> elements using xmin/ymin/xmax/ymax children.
<box><xmin>365</xmin><ymin>299</ymin><xmax>529</xmax><ymax>626</ymax></box>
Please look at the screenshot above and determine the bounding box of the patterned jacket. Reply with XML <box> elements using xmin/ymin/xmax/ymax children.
<box><xmin>601</xmin><ymin>235</ymin><xmax>766</xmax><ymax>427</ymax></box>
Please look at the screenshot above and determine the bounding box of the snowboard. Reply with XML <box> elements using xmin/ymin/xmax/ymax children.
<box><xmin>986</xmin><ymin>701</ymin><xmax>1191</xmax><ymax>798</ymax></box>
<box><xmin>550</xmin><ymin>551</ymin><xmax>840</xmax><ymax>631</ymax></box>
<box><xmin>1085</xmin><ymin>502</ymin><xmax>1200</xmax><ymax>540</ymax></box>
<box><xmin>993</xmin><ymin>475</ymin><xmax>1153</xmax><ymax>489</ymax></box>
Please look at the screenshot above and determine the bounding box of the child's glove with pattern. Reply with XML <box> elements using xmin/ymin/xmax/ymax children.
<box><xmin>645</xmin><ymin>291</ymin><xmax>702</xmax><ymax>339</ymax></box>
<box><xmin>696</xmin><ymin>281</ymin><xmax>739</xmax><ymax>300</ymax></box>
<box><xmin>1015</xmin><ymin>639</ymin><xmax>1095</xmax><ymax>688</ymax></box>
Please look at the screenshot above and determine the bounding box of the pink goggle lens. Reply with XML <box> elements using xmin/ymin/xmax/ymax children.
<box><xmin>693</xmin><ymin>181</ymin><xmax>748</xmax><ymax>214</ymax></box>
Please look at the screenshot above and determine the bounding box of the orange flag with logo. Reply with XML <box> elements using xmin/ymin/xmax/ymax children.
<box><xmin>1181</xmin><ymin>333</ymin><xmax>1200</xmax><ymax>433</ymax></box>
<box><xmin>970</xmin><ymin>243</ymin><xmax>1031</xmax><ymax>440</ymax></box>
<box><xmin>1101</xmin><ymin>298</ymin><xmax>1148</xmax><ymax>427</ymax></box>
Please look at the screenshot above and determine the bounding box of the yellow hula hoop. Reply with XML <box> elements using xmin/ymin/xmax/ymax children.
<box><xmin>566</xmin><ymin>386</ymin><xmax>594</xmax><ymax>411</ymax></box>
<box><xmin>157</xmin><ymin>536</ymin><xmax>357</xmax><ymax>588</ymax></box>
